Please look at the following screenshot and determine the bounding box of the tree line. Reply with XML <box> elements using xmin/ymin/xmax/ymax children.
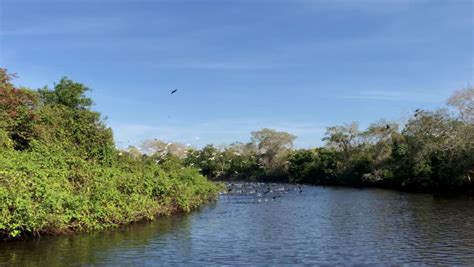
<box><xmin>136</xmin><ymin>87</ymin><xmax>474</xmax><ymax>193</ymax></box>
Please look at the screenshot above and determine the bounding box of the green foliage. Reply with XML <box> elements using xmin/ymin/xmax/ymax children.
<box><xmin>0</xmin><ymin>69</ymin><xmax>219</xmax><ymax>240</ymax></box>
<box><xmin>0</xmin><ymin>146</ymin><xmax>219</xmax><ymax>239</ymax></box>
<box><xmin>0</xmin><ymin>69</ymin><xmax>39</xmax><ymax>150</ymax></box>
<box><xmin>251</xmin><ymin>128</ymin><xmax>295</xmax><ymax>178</ymax></box>
<box><xmin>180</xmin><ymin>89</ymin><xmax>473</xmax><ymax>194</ymax></box>
<box><xmin>38</xmin><ymin>77</ymin><xmax>93</xmax><ymax>110</ymax></box>
<box><xmin>1</xmin><ymin>67</ymin><xmax>473</xmax><ymax>239</ymax></box>
<box><xmin>35</xmin><ymin>104</ymin><xmax>115</xmax><ymax>164</ymax></box>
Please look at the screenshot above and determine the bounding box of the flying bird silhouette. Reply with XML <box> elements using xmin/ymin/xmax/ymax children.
<box><xmin>171</xmin><ymin>89</ymin><xmax>178</xmax><ymax>94</ymax></box>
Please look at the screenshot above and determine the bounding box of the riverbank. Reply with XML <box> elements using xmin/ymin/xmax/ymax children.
<box><xmin>0</xmin><ymin>147</ymin><xmax>221</xmax><ymax>240</ymax></box>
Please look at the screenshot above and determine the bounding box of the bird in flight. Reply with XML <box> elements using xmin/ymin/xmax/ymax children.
<box><xmin>171</xmin><ymin>89</ymin><xmax>178</xmax><ymax>94</ymax></box>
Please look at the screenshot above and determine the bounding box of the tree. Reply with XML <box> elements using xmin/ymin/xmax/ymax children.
<box><xmin>38</xmin><ymin>77</ymin><xmax>93</xmax><ymax>110</ymax></box>
<box><xmin>35</xmin><ymin>78</ymin><xmax>114</xmax><ymax>164</ymax></box>
<box><xmin>396</xmin><ymin>109</ymin><xmax>473</xmax><ymax>189</ymax></box>
<box><xmin>359</xmin><ymin>120</ymin><xmax>401</xmax><ymax>181</ymax></box>
<box><xmin>184</xmin><ymin>144</ymin><xmax>221</xmax><ymax>178</ymax></box>
<box><xmin>251</xmin><ymin>128</ymin><xmax>296</xmax><ymax>178</ymax></box>
<box><xmin>447</xmin><ymin>86</ymin><xmax>473</xmax><ymax>124</ymax></box>
<box><xmin>141</xmin><ymin>139</ymin><xmax>188</xmax><ymax>158</ymax></box>
<box><xmin>361</xmin><ymin>119</ymin><xmax>399</xmax><ymax>145</ymax></box>
<box><xmin>0</xmin><ymin>68</ymin><xmax>39</xmax><ymax>150</ymax></box>
<box><xmin>323</xmin><ymin>122</ymin><xmax>360</xmax><ymax>158</ymax></box>
<box><xmin>288</xmin><ymin>149</ymin><xmax>318</xmax><ymax>183</ymax></box>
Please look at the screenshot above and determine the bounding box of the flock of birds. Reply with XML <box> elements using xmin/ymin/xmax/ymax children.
<box><xmin>222</xmin><ymin>182</ymin><xmax>304</xmax><ymax>203</ymax></box>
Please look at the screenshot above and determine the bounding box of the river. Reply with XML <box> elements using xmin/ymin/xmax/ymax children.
<box><xmin>1</xmin><ymin>183</ymin><xmax>474</xmax><ymax>265</ymax></box>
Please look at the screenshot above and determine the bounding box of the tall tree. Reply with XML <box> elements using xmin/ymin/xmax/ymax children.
<box><xmin>251</xmin><ymin>128</ymin><xmax>296</xmax><ymax>177</ymax></box>
<box><xmin>323</xmin><ymin>122</ymin><xmax>360</xmax><ymax>157</ymax></box>
<box><xmin>447</xmin><ymin>86</ymin><xmax>474</xmax><ymax>124</ymax></box>
<box><xmin>38</xmin><ymin>77</ymin><xmax>93</xmax><ymax>110</ymax></box>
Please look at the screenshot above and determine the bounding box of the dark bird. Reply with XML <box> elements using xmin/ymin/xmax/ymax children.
<box><xmin>262</xmin><ymin>188</ymin><xmax>272</xmax><ymax>195</ymax></box>
<box><xmin>272</xmin><ymin>195</ymin><xmax>282</xmax><ymax>200</ymax></box>
<box><xmin>386</xmin><ymin>125</ymin><xmax>390</xmax><ymax>129</ymax></box>
<box><xmin>171</xmin><ymin>89</ymin><xmax>178</xmax><ymax>94</ymax></box>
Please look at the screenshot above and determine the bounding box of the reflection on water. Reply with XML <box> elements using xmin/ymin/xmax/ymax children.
<box><xmin>1</xmin><ymin>184</ymin><xmax>474</xmax><ymax>265</ymax></box>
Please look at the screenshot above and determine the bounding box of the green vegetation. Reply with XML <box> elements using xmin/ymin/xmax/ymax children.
<box><xmin>0</xmin><ymin>69</ymin><xmax>220</xmax><ymax>240</ymax></box>
<box><xmin>1</xmin><ymin>67</ymin><xmax>472</xmax><ymax>239</ymax></box>
<box><xmin>162</xmin><ymin>88</ymin><xmax>473</xmax><ymax>194</ymax></box>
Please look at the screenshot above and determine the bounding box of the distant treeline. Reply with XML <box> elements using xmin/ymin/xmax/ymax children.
<box><xmin>0</xmin><ymin>69</ymin><xmax>220</xmax><ymax>240</ymax></box>
<box><xmin>135</xmin><ymin>88</ymin><xmax>474</xmax><ymax>194</ymax></box>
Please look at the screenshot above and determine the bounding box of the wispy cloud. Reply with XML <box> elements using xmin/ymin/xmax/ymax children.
<box><xmin>0</xmin><ymin>18</ymin><xmax>124</xmax><ymax>37</ymax></box>
<box><xmin>297</xmin><ymin>0</ymin><xmax>429</xmax><ymax>14</ymax></box>
<box><xmin>149</xmin><ymin>61</ymin><xmax>293</xmax><ymax>70</ymax></box>
<box><xmin>341</xmin><ymin>90</ymin><xmax>443</xmax><ymax>102</ymax></box>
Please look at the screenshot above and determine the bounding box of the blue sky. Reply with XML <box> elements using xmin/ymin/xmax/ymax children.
<box><xmin>1</xmin><ymin>0</ymin><xmax>472</xmax><ymax>148</ymax></box>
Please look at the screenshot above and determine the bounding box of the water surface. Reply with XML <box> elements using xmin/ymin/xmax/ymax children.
<box><xmin>1</xmin><ymin>183</ymin><xmax>474</xmax><ymax>265</ymax></box>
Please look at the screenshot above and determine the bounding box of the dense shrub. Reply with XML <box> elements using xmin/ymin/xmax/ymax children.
<box><xmin>0</xmin><ymin>69</ymin><xmax>220</xmax><ymax>240</ymax></box>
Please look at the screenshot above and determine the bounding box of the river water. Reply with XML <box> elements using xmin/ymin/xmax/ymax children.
<box><xmin>1</xmin><ymin>183</ymin><xmax>474</xmax><ymax>265</ymax></box>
